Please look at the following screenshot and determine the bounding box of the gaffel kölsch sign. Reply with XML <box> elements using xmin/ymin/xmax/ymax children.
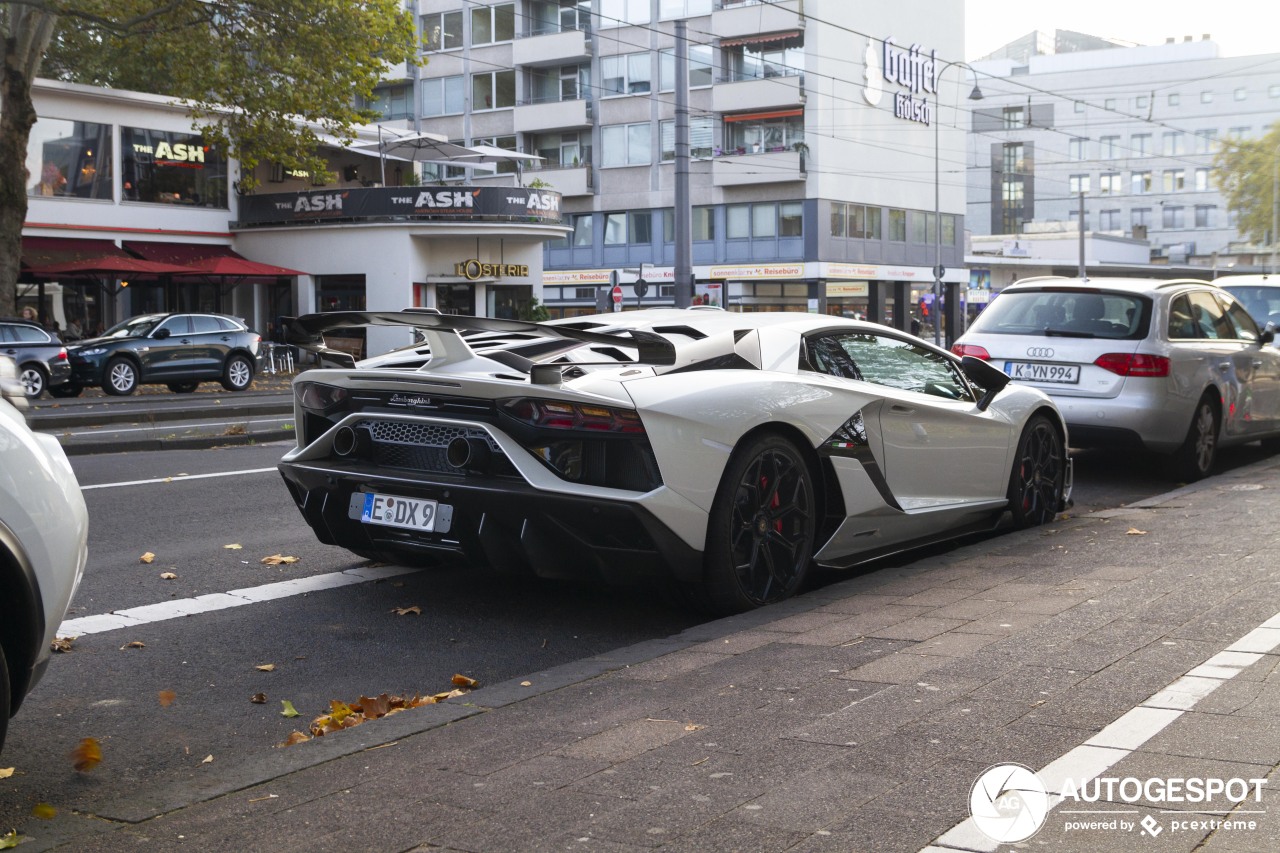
<box><xmin>862</xmin><ymin>36</ymin><xmax>938</xmax><ymax>126</ymax></box>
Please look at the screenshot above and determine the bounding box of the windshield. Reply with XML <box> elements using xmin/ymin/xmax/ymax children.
<box><xmin>102</xmin><ymin>315</ymin><xmax>164</xmax><ymax>339</ymax></box>
<box><xmin>969</xmin><ymin>289</ymin><xmax>1151</xmax><ymax>340</ymax></box>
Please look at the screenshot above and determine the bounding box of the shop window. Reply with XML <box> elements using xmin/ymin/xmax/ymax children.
<box><xmin>121</xmin><ymin>127</ymin><xmax>227</xmax><ymax>208</ymax></box>
<box><xmin>27</xmin><ymin>117</ymin><xmax>113</xmax><ymax>200</ymax></box>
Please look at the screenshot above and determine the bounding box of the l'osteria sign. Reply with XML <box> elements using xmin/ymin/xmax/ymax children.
<box><xmin>454</xmin><ymin>260</ymin><xmax>529</xmax><ymax>280</ymax></box>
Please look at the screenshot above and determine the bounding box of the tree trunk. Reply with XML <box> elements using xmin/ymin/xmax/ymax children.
<box><xmin>0</xmin><ymin>7</ymin><xmax>57</xmax><ymax>318</ymax></box>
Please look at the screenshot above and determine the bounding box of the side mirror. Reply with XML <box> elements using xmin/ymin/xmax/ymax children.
<box><xmin>1261</xmin><ymin>329</ymin><xmax>1275</xmax><ymax>345</ymax></box>
<box><xmin>960</xmin><ymin>355</ymin><xmax>1011</xmax><ymax>412</ymax></box>
<box><xmin>153</xmin><ymin>328</ymin><xmax>171</xmax><ymax>340</ymax></box>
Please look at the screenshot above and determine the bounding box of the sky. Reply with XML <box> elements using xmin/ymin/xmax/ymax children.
<box><xmin>965</xmin><ymin>0</ymin><xmax>1276</xmax><ymax>61</ymax></box>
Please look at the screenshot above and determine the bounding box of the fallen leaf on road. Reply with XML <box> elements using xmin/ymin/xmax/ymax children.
<box><xmin>249</xmin><ymin>793</ymin><xmax>280</xmax><ymax>802</ymax></box>
<box><xmin>306</xmin><ymin>688</ymin><xmax>465</xmax><ymax>738</ymax></box>
<box><xmin>250</xmin><ymin>693</ymin><xmax>267</xmax><ymax>704</ymax></box>
<box><xmin>31</xmin><ymin>803</ymin><xmax>56</xmax><ymax>819</ymax></box>
<box><xmin>201</xmin><ymin>755</ymin><xmax>214</xmax><ymax>764</ymax></box>
<box><xmin>391</xmin><ymin>605</ymin><xmax>422</xmax><ymax>616</ymax></box>
<box><xmin>684</xmin><ymin>724</ymin><xmax>704</xmax><ymax>732</ymax></box>
<box><xmin>431</xmin><ymin>688</ymin><xmax>466</xmax><ymax>702</ymax></box>
<box><xmin>121</xmin><ymin>641</ymin><xmax>146</xmax><ymax>650</ymax></box>
<box><xmin>224</xmin><ymin>544</ymin><xmax>243</xmax><ymax>550</ymax></box>
<box><xmin>255</xmin><ymin>664</ymin><xmax>276</xmax><ymax>672</ymax></box>
<box><xmin>139</xmin><ymin>552</ymin><xmax>155</xmax><ymax>563</ymax></box>
<box><xmin>260</xmin><ymin>554</ymin><xmax>300</xmax><ymax>565</ymax></box>
<box><xmin>71</xmin><ymin>737</ymin><xmax>102</xmax><ymax>772</ymax></box>
<box><xmin>521</xmin><ymin>681</ymin><xmax>532</xmax><ymax>687</ymax></box>
<box><xmin>158</xmin><ymin>690</ymin><xmax>177</xmax><ymax>707</ymax></box>
<box><xmin>50</xmin><ymin>636</ymin><xmax>75</xmax><ymax>653</ymax></box>
<box><xmin>160</xmin><ymin>572</ymin><xmax>177</xmax><ymax>580</ymax></box>
<box><xmin>280</xmin><ymin>700</ymin><xmax>300</xmax><ymax>718</ymax></box>
<box><xmin>451</xmin><ymin>674</ymin><xmax>479</xmax><ymax>689</ymax></box>
<box><xmin>0</xmin><ymin>768</ymin><xmax>13</xmax><ymax>778</ymax></box>
<box><xmin>0</xmin><ymin>831</ymin><xmax>28</xmax><ymax>849</ymax></box>
<box><xmin>1126</xmin><ymin>527</ymin><xmax>1147</xmax><ymax>535</ymax></box>
<box><xmin>279</xmin><ymin>731</ymin><xmax>310</xmax><ymax>748</ymax></box>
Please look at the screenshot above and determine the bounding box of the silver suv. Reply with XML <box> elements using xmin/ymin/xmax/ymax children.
<box><xmin>953</xmin><ymin>277</ymin><xmax>1280</xmax><ymax>480</ymax></box>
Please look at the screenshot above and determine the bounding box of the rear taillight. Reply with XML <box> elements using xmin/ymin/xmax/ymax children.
<box><xmin>951</xmin><ymin>343</ymin><xmax>990</xmax><ymax>360</ymax></box>
<box><xmin>501</xmin><ymin>398</ymin><xmax>644</xmax><ymax>434</ymax></box>
<box><xmin>55</xmin><ymin>347</ymin><xmax>68</xmax><ymax>361</ymax></box>
<box><xmin>1094</xmin><ymin>353</ymin><xmax>1169</xmax><ymax>377</ymax></box>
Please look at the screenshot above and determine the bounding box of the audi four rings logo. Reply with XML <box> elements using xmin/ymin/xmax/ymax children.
<box><xmin>1026</xmin><ymin>347</ymin><xmax>1055</xmax><ymax>358</ymax></box>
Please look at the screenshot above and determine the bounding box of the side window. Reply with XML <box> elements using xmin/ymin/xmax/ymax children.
<box><xmin>1186</xmin><ymin>291</ymin><xmax>1236</xmax><ymax>340</ymax></box>
<box><xmin>190</xmin><ymin>316</ymin><xmax>223</xmax><ymax>334</ymax></box>
<box><xmin>216</xmin><ymin>317</ymin><xmax>241</xmax><ymax>332</ymax></box>
<box><xmin>157</xmin><ymin>316</ymin><xmax>191</xmax><ymax>336</ymax></box>
<box><xmin>0</xmin><ymin>325</ymin><xmax>12</xmax><ymax>343</ymax></box>
<box><xmin>1168</xmin><ymin>295</ymin><xmax>1197</xmax><ymax>339</ymax></box>
<box><xmin>810</xmin><ymin>333</ymin><xmax>972</xmax><ymax>400</ymax></box>
<box><xmin>10</xmin><ymin>325</ymin><xmax>49</xmax><ymax>343</ymax></box>
<box><xmin>1219</xmin><ymin>295</ymin><xmax>1260</xmax><ymax>342</ymax></box>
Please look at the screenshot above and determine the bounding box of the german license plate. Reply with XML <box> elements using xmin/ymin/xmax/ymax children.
<box><xmin>360</xmin><ymin>493</ymin><xmax>437</xmax><ymax>532</ymax></box>
<box><xmin>1003</xmin><ymin>361</ymin><xmax>1080</xmax><ymax>384</ymax></box>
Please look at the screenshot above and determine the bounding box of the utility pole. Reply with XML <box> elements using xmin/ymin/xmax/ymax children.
<box><xmin>1078</xmin><ymin>191</ymin><xmax>1086</xmax><ymax>280</ymax></box>
<box><xmin>673</xmin><ymin>19</ymin><xmax>692</xmax><ymax>308</ymax></box>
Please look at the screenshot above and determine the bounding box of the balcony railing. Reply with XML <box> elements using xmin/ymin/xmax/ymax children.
<box><xmin>233</xmin><ymin>186</ymin><xmax>564</xmax><ymax>228</ymax></box>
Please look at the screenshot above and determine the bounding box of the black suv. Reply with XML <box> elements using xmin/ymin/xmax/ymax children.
<box><xmin>65</xmin><ymin>313</ymin><xmax>262</xmax><ymax>396</ymax></box>
<box><xmin>0</xmin><ymin>319</ymin><xmax>72</xmax><ymax>398</ymax></box>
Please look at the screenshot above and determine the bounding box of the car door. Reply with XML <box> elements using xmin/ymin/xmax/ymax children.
<box><xmin>810</xmin><ymin>331</ymin><xmax>1015</xmax><ymax>508</ymax></box>
<box><xmin>188</xmin><ymin>315</ymin><xmax>233</xmax><ymax>378</ymax></box>
<box><xmin>1219</xmin><ymin>292</ymin><xmax>1280</xmax><ymax>435</ymax></box>
<box><xmin>142</xmin><ymin>315</ymin><xmax>192</xmax><ymax>380</ymax></box>
<box><xmin>1180</xmin><ymin>290</ymin><xmax>1255</xmax><ymax>440</ymax></box>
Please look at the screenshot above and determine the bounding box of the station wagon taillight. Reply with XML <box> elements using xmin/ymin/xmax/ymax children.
<box><xmin>951</xmin><ymin>344</ymin><xmax>990</xmax><ymax>360</ymax></box>
<box><xmin>1094</xmin><ymin>353</ymin><xmax>1169</xmax><ymax>377</ymax></box>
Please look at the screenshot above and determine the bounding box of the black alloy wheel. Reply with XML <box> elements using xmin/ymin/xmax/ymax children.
<box><xmin>1007</xmin><ymin>414</ymin><xmax>1066</xmax><ymax>529</ymax></box>
<box><xmin>704</xmin><ymin>434</ymin><xmax>816</xmax><ymax>613</ymax></box>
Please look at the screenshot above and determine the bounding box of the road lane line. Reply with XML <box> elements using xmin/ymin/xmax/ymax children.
<box><xmin>58</xmin><ymin>417</ymin><xmax>293</xmax><ymax>438</ymax></box>
<box><xmin>57</xmin><ymin>565</ymin><xmax>419</xmax><ymax>637</ymax></box>
<box><xmin>925</xmin><ymin>609</ymin><xmax>1280</xmax><ymax>853</ymax></box>
<box><xmin>82</xmin><ymin>467</ymin><xmax>279</xmax><ymax>490</ymax></box>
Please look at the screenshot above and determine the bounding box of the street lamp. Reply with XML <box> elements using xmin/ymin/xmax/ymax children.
<box><xmin>933</xmin><ymin>63</ymin><xmax>984</xmax><ymax>345</ymax></box>
<box><xmin>1272</xmin><ymin>140</ymin><xmax>1279</xmax><ymax>275</ymax></box>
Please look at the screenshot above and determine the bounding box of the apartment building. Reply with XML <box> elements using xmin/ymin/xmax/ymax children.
<box><xmin>403</xmin><ymin>0</ymin><xmax>969</xmax><ymax>329</ymax></box>
<box><xmin>968</xmin><ymin>34</ymin><xmax>1280</xmax><ymax>267</ymax></box>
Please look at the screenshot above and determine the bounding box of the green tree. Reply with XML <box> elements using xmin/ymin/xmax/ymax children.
<box><xmin>0</xmin><ymin>1</ymin><xmax>418</xmax><ymax>316</ymax></box>
<box><xmin>1213</xmin><ymin>124</ymin><xmax>1280</xmax><ymax>247</ymax></box>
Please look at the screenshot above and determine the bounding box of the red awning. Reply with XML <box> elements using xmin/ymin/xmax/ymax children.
<box><xmin>21</xmin><ymin>237</ymin><xmax>131</xmax><ymax>270</ymax></box>
<box><xmin>124</xmin><ymin>240</ymin><xmax>306</xmax><ymax>277</ymax></box>
<box><xmin>719</xmin><ymin>31</ymin><xmax>802</xmax><ymax>48</ymax></box>
<box><xmin>724</xmin><ymin>109</ymin><xmax>804</xmax><ymax>123</ymax></box>
<box><xmin>30</xmin><ymin>257</ymin><xmax>191</xmax><ymax>277</ymax></box>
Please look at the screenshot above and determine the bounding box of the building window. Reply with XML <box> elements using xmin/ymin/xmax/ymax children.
<box><xmin>1195</xmin><ymin>129</ymin><xmax>1217</xmax><ymax>154</ymax></box>
<box><xmin>471</xmin><ymin>4</ymin><xmax>515</xmax><ymax>44</ymax></box>
<box><xmin>1131</xmin><ymin>208</ymin><xmax>1151</xmax><ymax>228</ymax></box>
<box><xmin>629</xmin><ymin>211</ymin><xmax>652</xmax><ymax>244</ymax></box>
<box><xmin>601</xmin><ymin>122</ymin><xmax>651</xmax><ymax>166</ymax></box>
<box><xmin>1069</xmin><ymin>138</ymin><xmax>1086</xmax><ymax>161</ymax></box>
<box><xmin>660</xmin><ymin>44</ymin><xmax>714</xmax><ymax>90</ymax></box>
<box><xmin>28</xmin><ymin>117</ymin><xmax>113</xmax><ymax>200</ymax></box>
<box><xmin>472</xmin><ymin>70</ymin><xmax>515</xmax><ymax>110</ymax></box>
<box><xmin>1099</xmin><ymin>173</ymin><xmax>1121</xmax><ymax>195</ymax></box>
<box><xmin>1271</xmin><ymin>84</ymin><xmax>1280</xmax><ymax>98</ymax></box>
<box><xmin>660</xmin><ymin>116</ymin><xmax>715</xmax><ymax>160</ymax></box>
<box><xmin>911</xmin><ymin>212</ymin><xmax>928</xmax><ymax>243</ymax></box>
<box><xmin>423</xmin><ymin>75</ymin><xmax>464</xmax><ymax>116</ymax></box>
<box><xmin>693</xmin><ymin>206</ymin><xmax>715</xmax><ymax>241</ymax></box>
<box><xmin>1194</xmin><ymin>168</ymin><xmax>1209</xmax><ymax>192</ymax></box>
<box><xmin>1195</xmin><ymin>205</ymin><xmax>1216</xmax><ymax>228</ymax></box>
<box><xmin>1162</xmin><ymin>132</ymin><xmax>1184</xmax><ymax>155</ymax></box>
<box><xmin>1131</xmin><ymin>133</ymin><xmax>1151</xmax><ymax>156</ymax></box>
<box><xmin>531</xmin><ymin>131</ymin><xmax>591</xmax><ymax>168</ymax></box>
<box><xmin>598</xmin><ymin>0</ymin><xmax>649</xmax><ymax>27</ymax></box>
<box><xmin>1002</xmin><ymin>106</ymin><xmax>1025</xmax><ymax>128</ymax></box>
<box><xmin>121</xmin><ymin>127</ymin><xmax>226</xmax><ymax>207</ymax></box>
<box><xmin>659</xmin><ymin>0</ymin><xmax>712</xmax><ymax>18</ymax></box>
<box><xmin>943</xmin><ymin>214</ymin><xmax>957</xmax><ymax>245</ymax></box>
<box><xmin>753</xmin><ymin>205</ymin><xmax>776</xmax><ymax>238</ymax></box>
<box><xmin>726</xmin><ymin>204</ymin><xmax>750</xmax><ymax>239</ymax></box>
<box><xmin>528</xmin><ymin>0</ymin><xmax>590</xmax><ymax>36</ymax></box>
<box><xmin>1131</xmin><ymin>171</ymin><xmax>1152</xmax><ymax>194</ymax></box>
<box><xmin>604</xmin><ymin>212</ymin><xmax>627</xmax><ymax>244</ymax></box>
<box><xmin>1162</xmin><ymin>206</ymin><xmax>1185</xmax><ymax>229</ymax></box>
<box><xmin>1163</xmin><ymin>169</ymin><xmax>1185</xmax><ymax>192</ymax></box>
<box><xmin>724</xmin><ymin>113</ymin><xmax>804</xmax><ymax>153</ymax></box>
<box><xmin>725</xmin><ymin>33</ymin><xmax>804</xmax><ymax>82</ymax></box>
<box><xmin>527</xmin><ymin>64</ymin><xmax>590</xmax><ymax>104</ymax></box>
<box><xmin>1168</xmin><ymin>93</ymin><xmax>1180</xmax><ymax>106</ymax></box>
<box><xmin>1234</xmin><ymin>87</ymin><xmax>1247</xmax><ymax>101</ymax></box>
<box><xmin>1074</xmin><ymin>101</ymin><xmax>1084</xmax><ymax>113</ymax></box>
<box><xmin>1100</xmin><ymin>209</ymin><xmax>1120</xmax><ymax>230</ymax></box>
<box><xmin>830</xmin><ymin>203</ymin><xmax>846</xmax><ymax>237</ymax></box>
<box><xmin>369</xmin><ymin>84</ymin><xmax>411</xmax><ymax>120</ymax></box>
<box><xmin>471</xmin><ymin>135</ymin><xmax>519</xmax><ymax>174</ymax></box>
<box><xmin>601</xmin><ymin>52</ymin><xmax>651</xmax><ymax>95</ymax></box>
<box><xmin>571</xmin><ymin>214</ymin><xmax>592</xmax><ymax>246</ymax></box>
<box><xmin>1069</xmin><ymin>174</ymin><xmax>1091</xmax><ymax>194</ymax></box>
<box><xmin>888</xmin><ymin>209</ymin><xmax>907</xmax><ymax>242</ymax></box>
<box><xmin>855</xmin><ymin>205</ymin><xmax>882</xmax><ymax>240</ymax></box>
<box><xmin>1201</xmin><ymin>90</ymin><xmax>1213</xmax><ymax>103</ymax></box>
<box><xmin>1228</xmin><ymin>127</ymin><xmax>1250</xmax><ymax>140</ymax></box>
<box><xmin>422</xmin><ymin>11</ymin><xmax>463</xmax><ymax>50</ymax></box>
<box><xmin>1099</xmin><ymin>136</ymin><xmax>1119</xmax><ymax>158</ymax></box>
<box><xmin>1134</xmin><ymin>95</ymin><xmax>1148</xmax><ymax>110</ymax></box>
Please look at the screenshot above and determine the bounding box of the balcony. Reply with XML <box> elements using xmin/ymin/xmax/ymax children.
<box><xmin>712</xmin><ymin>0</ymin><xmax>803</xmax><ymax>40</ymax></box>
<box><xmin>513</xmin><ymin>97</ymin><xmax>593</xmax><ymax>134</ymax></box>
<box><xmin>513</xmin><ymin>28</ymin><xmax>590</xmax><ymax>67</ymax></box>
<box><xmin>712</xmin><ymin>75</ymin><xmax>803</xmax><ymax>114</ymax></box>
<box><xmin>712</xmin><ymin>149</ymin><xmax>804</xmax><ymax>187</ymax></box>
<box><xmin>524</xmin><ymin>164</ymin><xmax>593</xmax><ymax>197</ymax></box>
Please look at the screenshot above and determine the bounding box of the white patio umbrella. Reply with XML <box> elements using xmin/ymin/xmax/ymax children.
<box><xmin>351</xmin><ymin>131</ymin><xmax>495</xmax><ymax>183</ymax></box>
<box><xmin>447</xmin><ymin>145</ymin><xmax>544</xmax><ymax>185</ymax></box>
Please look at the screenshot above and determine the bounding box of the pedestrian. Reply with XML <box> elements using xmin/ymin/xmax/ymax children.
<box><xmin>20</xmin><ymin>306</ymin><xmax>37</xmax><ymax>322</ymax></box>
<box><xmin>910</xmin><ymin>316</ymin><xmax>921</xmax><ymax>337</ymax></box>
<box><xmin>65</xmin><ymin>318</ymin><xmax>83</xmax><ymax>341</ymax></box>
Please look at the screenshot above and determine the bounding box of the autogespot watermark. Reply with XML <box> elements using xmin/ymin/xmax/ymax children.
<box><xmin>969</xmin><ymin>764</ymin><xmax>1269</xmax><ymax>843</ymax></box>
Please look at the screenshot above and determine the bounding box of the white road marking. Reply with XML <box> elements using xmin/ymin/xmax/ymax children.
<box><xmin>57</xmin><ymin>565</ymin><xmax>419</xmax><ymax>637</ymax></box>
<box><xmin>82</xmin><ymin>467</ymin><xmax>279</xmax><ymax>490</ymax></box>
<box><xmin>926</xmin><ymin>610</ymin><xmax>1280</xmax><ymax>852</ymax></box>
<box><xmin>60</xmin><ymin>417</ymin><xmax>293</xmax><ymax>438</ymax></box>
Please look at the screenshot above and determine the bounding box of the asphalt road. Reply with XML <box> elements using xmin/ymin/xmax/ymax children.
<box><xmin>1</xmin><ymin>438</ymin><xmax>1276</xmax><ymax>830</ymax></box>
